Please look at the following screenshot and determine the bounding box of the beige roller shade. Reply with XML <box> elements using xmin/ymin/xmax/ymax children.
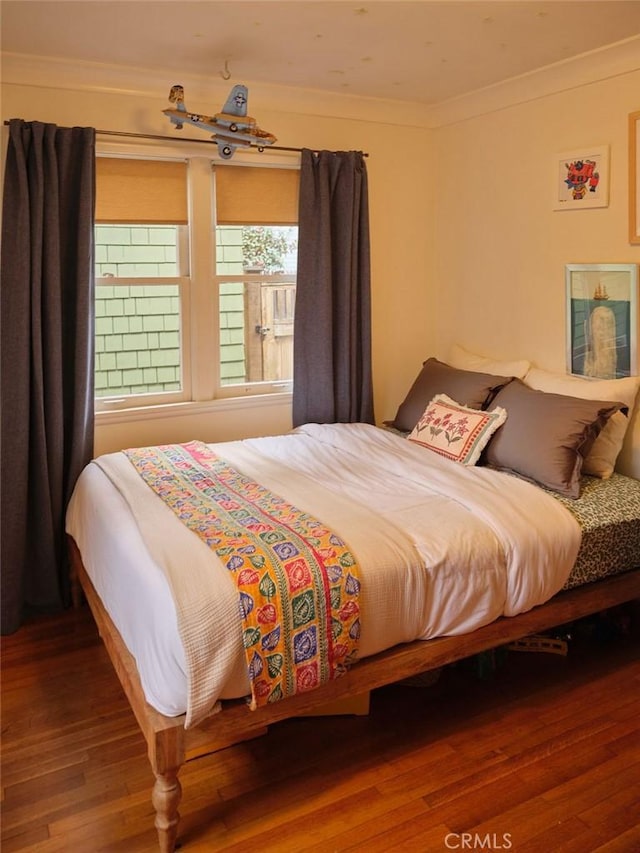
<box><xmin>215</xmin><ymin>166</ymin><xmax>299</xmax><ymax>225</ymax></box>
<box><xmin>95</xmin><ymin>158</ymin><xmax>188</xmax><ymax>224</ymax></box>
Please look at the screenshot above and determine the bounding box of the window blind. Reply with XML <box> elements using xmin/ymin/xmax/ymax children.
<box><xmin>214</xmin><ymin>166</ymin><xmax>299</xmax><ymax>225</ymax></box>
<box><xmin>95</xmin><ymin>158</ymin><xmax>188</xmax><ymax>224</ymax></box>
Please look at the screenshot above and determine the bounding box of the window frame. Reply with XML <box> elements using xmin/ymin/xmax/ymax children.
<box><xmin>94</xmin><ymin>140</ymin><xmax>299</xmax><ymax>416</ymax></box>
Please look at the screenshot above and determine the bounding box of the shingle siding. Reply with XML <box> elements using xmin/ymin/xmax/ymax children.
<box><xmin>95</xmin><ymin>225</ymin><xmax>245</xmax><ymax>395</ymax></box>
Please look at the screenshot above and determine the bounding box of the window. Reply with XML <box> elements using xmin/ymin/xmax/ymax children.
<box><xmin>95</xmin><ymin>152</ymin><xmax>299</xmax><ymax>411</ymax></box>
<box><xmin>214</xmin><ymin>165</ymin><xmax>299</xmax><ymax>396</ymax></box>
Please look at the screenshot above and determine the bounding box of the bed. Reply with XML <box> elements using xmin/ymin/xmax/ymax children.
<box><xmin>66</xmin><ymin>354</ymin><xmax>640</xmax><ymax>852</ymax></box>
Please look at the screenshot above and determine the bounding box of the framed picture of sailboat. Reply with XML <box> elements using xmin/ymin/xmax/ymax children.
<box><xmin>566</xmin><ymin>264</ymin><xmax>638</xmax><ymax>378</ymax></box>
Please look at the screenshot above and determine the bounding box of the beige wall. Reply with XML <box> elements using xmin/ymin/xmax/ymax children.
<box><xmin>432</xmin><ymin>69</ymin><xmax>640</xmax><ymax>475</ymax></box>
<box><xmin>3</xmin><ymin>60</ymin><xmax>639</xmax><ymax>473</ymax></box>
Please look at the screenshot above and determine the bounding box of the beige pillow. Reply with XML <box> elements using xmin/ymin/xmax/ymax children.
<box><xmin>524</xmin><ymin>368</ymin><xmax>640</xmax><ymax>478</ymax></box>
<box><xmin>448</xmin><ymin>343</ymin><xmax>530</xmax><ymax>380</ymax></box>
<box><xmin>485</xmin><ymin>379</ymin><xmax>626</xmax><ymax>499</ymax></box>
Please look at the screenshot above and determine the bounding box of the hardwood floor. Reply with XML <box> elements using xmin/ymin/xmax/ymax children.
<box><xmin>2</xmin><ymin>604</ymin><xmax>639</xmax><ymax>853</ymax></box>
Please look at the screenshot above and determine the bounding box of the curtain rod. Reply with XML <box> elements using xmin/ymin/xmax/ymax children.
<box><xmin>103</xmin><ymin>129</ymin><xmax>370</xmax><ymax>157</ymax></box>
<box><xmin>4</xmin><ymin>122</ymin><xmax>369</xmax><ymax>156</ymax></box>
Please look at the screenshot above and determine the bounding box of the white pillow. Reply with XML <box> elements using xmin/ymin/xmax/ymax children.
<box><xmin>523</xmin><ymin>368</ymin><xmax>640</xmax><ymax>478</ymax></box>
<box><xmin>448</xmin><ymin>343</ymin><xmax>530</xmax><ymax>380</ymax></box>
<box><xmin>408</xmin><ymin>394</ymin><xmax>507</xmax><ymax>466</ymax></box>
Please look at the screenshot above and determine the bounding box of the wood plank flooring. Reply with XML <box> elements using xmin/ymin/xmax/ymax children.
<box><xmin>2</xmin><ymin>604</ymin><xmax>639</xmax><ymax>852</ymax></box>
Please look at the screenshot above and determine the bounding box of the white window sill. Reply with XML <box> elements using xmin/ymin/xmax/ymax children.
<box><xmin>95</xmin><ymin>391</ymin><xmax>293</xmax><ymax>425</ymax></box>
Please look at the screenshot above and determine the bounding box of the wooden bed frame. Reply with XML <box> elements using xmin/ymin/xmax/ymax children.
<box><xmin>68</xmin><ymin>535</ymin><xmax>640</xmax><ymax>852</ymax></box>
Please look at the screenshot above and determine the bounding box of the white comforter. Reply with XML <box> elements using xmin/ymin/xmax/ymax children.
<box><xmin>66</xmin><ymin>423</ymin><xmax>581</xmax><ymax>727</ymax></box>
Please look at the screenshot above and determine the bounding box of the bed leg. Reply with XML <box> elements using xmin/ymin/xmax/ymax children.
<box><xmin>67</xmin><ymin>536</ymin><xmax>83</xmax><ymax>608</ymax></box>
<box><xmin>152</xmin><ymin>769</ymin><xmax>182</xmax><ymax>853</ymax></box>
<box><xmin>70</xmin><ymin>573</ymin><xmax>82</xmax><ymax>609</ymax></box>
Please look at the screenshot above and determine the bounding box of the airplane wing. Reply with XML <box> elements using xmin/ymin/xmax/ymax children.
<box><xmin>221</xmin><ymin>84</ymin><xmax>248</xmax><ymax>117</ymax></box>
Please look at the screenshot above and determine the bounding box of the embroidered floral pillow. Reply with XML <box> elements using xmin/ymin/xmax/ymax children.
<box><xmin>408</xmin><ymin>394</ymin><xmax>507</xmax><ymax>465</ymax></box>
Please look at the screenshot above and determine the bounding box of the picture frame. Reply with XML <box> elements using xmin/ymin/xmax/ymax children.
<box><xmin>629</xmin><ymin>111</ymin><xmax>640</xmax><ymax>245</ymax></box>
<box><xmin>553</xmin><ymin>146</ymin><xmax>609</xmax><ymax>210</ymax></box>
<box><xmin>566</xmin><ymin>264</ymin><xmax>638</xmax><ymax>378</ymax></box>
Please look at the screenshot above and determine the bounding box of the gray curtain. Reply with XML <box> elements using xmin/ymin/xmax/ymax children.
<box><xmin>1</xmin><ymin>119</ymin><xmax>95</xmax><ymax>635</ymax></box>
<box><xmin>292</xmin><ymin>149</ymin><xmax>374</xmax><ymax>426</ymax></box>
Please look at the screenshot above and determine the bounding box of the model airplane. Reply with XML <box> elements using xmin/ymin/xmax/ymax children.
<box><xmin>163</xmin><ymin>84</ymin><xmax>276</xmax><ymax>159</ymax></box>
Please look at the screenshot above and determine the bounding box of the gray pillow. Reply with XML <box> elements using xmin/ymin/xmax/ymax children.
<box><xmin>484</xmin><ymin>379</ymin><xmax>627</xmax><ymax>498</ymax></box>
<box><xmin>392</xmin><ymin>358</ymin><xmax>512</xmax><ymax>432</ymax></box>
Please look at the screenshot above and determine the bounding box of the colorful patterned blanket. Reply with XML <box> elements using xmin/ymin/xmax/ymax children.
<box><xmin>124</xmin><ymin>441</ymin><xmax>361</xmax><ymax>708</ymax></box>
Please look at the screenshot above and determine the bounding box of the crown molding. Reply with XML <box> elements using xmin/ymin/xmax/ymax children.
<box><xmin>3</xmin><ymin>34</ymin><xmax>640</xmax><ymax>130</ymax></box>
<box><xmin>428</xmin><ymin>34</ymin><xmax>640</xmax><ymax>127</ymax></box>
<box><xmin>0</xmin><ymin>53</ymin><xmax>433</xmax><ymax>129</ymax></box>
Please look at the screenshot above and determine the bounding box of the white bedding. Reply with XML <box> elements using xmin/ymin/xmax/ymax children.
<box><xmin>66</xmin><ymin>423</ymin><xmax>581</xmax><ymax>726</ymax></box>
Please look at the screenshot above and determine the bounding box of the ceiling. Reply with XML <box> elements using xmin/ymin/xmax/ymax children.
<box><xmin>2</xmin><ymin>1</ymin><xmax>640</xmax><ymax>106</ymax></box>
